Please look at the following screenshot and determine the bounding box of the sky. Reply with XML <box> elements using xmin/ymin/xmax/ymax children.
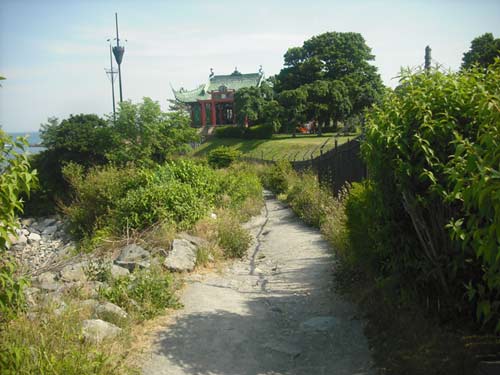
<box><xmin>1</xmin><ymin>0</ymin><xmax>499</xmax><ymax>132</ymax></box>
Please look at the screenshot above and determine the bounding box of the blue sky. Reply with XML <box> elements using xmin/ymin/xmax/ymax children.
<box><xmin>1</xmin><ymin>0</ymin><xmax>499</xmax><ymax>132</ymax></box>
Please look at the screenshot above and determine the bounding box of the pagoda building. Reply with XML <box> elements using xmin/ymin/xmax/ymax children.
<box><xmin>172</xmin><ymin>67</ymin><xmax>264</xmax><ymax>127</ymax></box>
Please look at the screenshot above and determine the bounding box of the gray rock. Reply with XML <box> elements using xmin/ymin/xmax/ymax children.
<box><xmin>116</xmin><ymin>244</ymin><xmax>150</xmax><ymax>262</ymax></box>
<box><xmin>82</xmin><ymin>319</ymin><xmax>122</xmax><ymax>343</ymax></box>
<box><xmin>60</xmin><ymin>261</ymin><xmax>89</xmax><ymax>282</ymax></box>
<box><xmin>110</xmin><ymin>264</ymin><xmax>130</xmax><ymax>278</ymax></box>
<box><xmin>21</xmin><ymin>218</ymin><xmax>34</xmax><ymax>227</ymax></box>
<box><xmin>42</xmin><ymin>225</ymin><xmax>58</xmax><ymax>236</ymax></box>
<box><xmin>114</xmin><ymin>244</ymin><xmax>150</xmax><ymax>271</ymax></box>
<box><xmin>164</xmin><ymin>239</ymin><xmax>197</xmax><ymax>272</ymax></box>
<box><xmin>28</xmin><ymin>232</ymin><xmax>41</xmax><ymax>243</ymax></box>
<box><xmin>24</xmin><ymin>287</ymin><xmax>41</xmax><ymax>307</ymax></box>
<box><xmin>36</xmin><ymin>271</ymin><xmax>60</xmax><ymax>291</ymax></box>
<box><xmin>301</xmin><ymin>316</ymin><xmax>337</xmax><ymax>332</ymax></box>
<box><xmin>114</xmin><ymin>260</ymin><xmax>150</xmax><ymax>272</ymax></box>
<box><xmin>21</xmin><ymin>229</ymin><xmax>30</xmax><ymax>236</ymax></box>
<box><xmin>179</xmin><ymin>232</ymin><xmax>208</xmax><ymax>248</ymax></box>
<box><xmin>14</xmin><ymin>233</ymin><xmax>28</xmax><ymax>245</ymax></box>
<box><xmin>95</xmin><ymin>301</ymin><xmax>128</xmax><ymax>321</ymax></box>
<box><xmin>42</xmin><ymin>218</ymin><xmax>57</xmax><ymax>228</ymax></box>
<box><xmin>263</xmin><ymin>340</ymin><xmax>302</xmax><ymax>358</ymax></box>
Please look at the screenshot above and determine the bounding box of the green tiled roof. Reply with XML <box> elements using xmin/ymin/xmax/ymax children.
<box><xmin>172</xmin><ymin>69</ymin><xmax>263</xmax><ymax>103</ymax></box>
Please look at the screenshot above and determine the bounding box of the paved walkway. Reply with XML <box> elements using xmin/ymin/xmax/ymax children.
<box><xmin>142</xmin><ymin>192</ymin><xmax>373</xmax><ymax>375</ymax></box>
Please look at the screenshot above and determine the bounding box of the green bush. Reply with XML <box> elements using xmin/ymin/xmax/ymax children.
<box><xmin>362</xmin><ymin>62</ymin><xmax>500</xmax><ymax>329</ymax></box>
<box><xmin>216</xmin><ymin>214</ymin><xmax>252</xmax><ymax>258</ymax></box>
<box><xmin>260</xmin><ymin>160</ymin><xmax>294</xmax><ymax>194</ymax></box>
<box><xmin>0</xmin><ymin>258</ymin><xmax>29</xmax><ymax>323</ymax></box>
<box><xmin>207</xmin><ymin>146</ymin><xmax>242</xmax><ymax>168</ymax></box>
<box><xmin>245</xmin><ymin>124</ymin><xmax>274</xmax><ymax>139</ymax></box>
<box><xmin>99</xmin><ymin>265</ymin><xmax>180</xmax><ymax>320</ymax></box>
<box><xmin>214</xmin><ymin>125</ymin><xmax>245</xmax><ymax>138</ymax></box>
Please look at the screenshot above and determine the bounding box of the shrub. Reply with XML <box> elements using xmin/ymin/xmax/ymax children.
<box><xmin>214</xmin><ymin>125</ymin><xmax>245</xmax><ymax>138</ymax></box>
<box><xmin>207</xmin><ymin>146</ymin><xmax>242</xmax><ymax>168</ymax></box>
<box><xmin>216</xmin><ymin>213</ymin><xmax>252</xmax><ymax>258</ymax></box>
<box><xmin>0</xmin><ymin>304</ymin><xmax>123</xmax><ymax>374</ymax></box>
<box><xmin>260</xmin><ymin>160</ymin><xmax>294</xmax><ymax>194</ymax></box>
<box><xmin>0</xmin><ymin>258</ymin><xmax>29</xmax><ymax>323</ymax></box>
<box><xmin>99</xmin><ymin>265</ymin><xmax>180</xmax><ymax>320</ymax></box>
<box><xmin>245</xmin><ymin>124</ymin><xmax>274</xmax><ymax>139</ymax></box>
<box><xmin>362</xmin><ymin>62</ymin><xmax>500</xmax><ymax>328</ymax></box>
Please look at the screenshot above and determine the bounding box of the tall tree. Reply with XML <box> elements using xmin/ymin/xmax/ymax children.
<box><xmin>278</xmin><ymin>88</ymin><xmax>308</xmax><ymax>137</ymax></box>
<box><xmin>462</xmin><ymin>33</ymin><xmax>500</xmax><ymax>70</ymax></box>
<box><xmin>275</xmin><ymin>32</ymin><xmax>383</xmax><ymax>119</ymax></box>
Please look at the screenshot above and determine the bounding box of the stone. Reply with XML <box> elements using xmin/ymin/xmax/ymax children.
<box><xmin>21</xmin><ymin>229</ymin><xmax>30</xmax><ymax>236</ymax></box>
<box><xmin>14</xmin><ymin>233</ymin><xmax>28</xmax><ymax>245</ymax></box>
<box><xmin>42</xmin><ymin>225</ymin><xmax>58</xmax><ymax>236</ymax></box>
<box><xmin>179</xmin><ymin>232</ymin><xmax>208</xmax><ymax>248</ymax></box>
<box><xmin>36</xmin><ymin>271</ymin><xmax>60</xmax><ymax>291</ymax></box>
<box><xmin>164</xmin><ymin>239</ymin><xmax>197</xmax><ymax>272</ymax></box>
<box><xmin>82</xmin><ymin>319</ymin><xmax>122</xmax><ymax>343</ymax></box>
<box><xmin>21</xmin><ymin>218</ymin><xmax>34</xmax><ymax>227</ymax></box>
<box><xmin>301</xmin><ymin>316</ymin><xmax>337</xmax><ymax>332</ymax></box>
<box><xmin>42</xmin><ymin>218</ymin><xmax>57</xmax><ymax>228</ymax></box>
<box><xmin>114</xmin><ymin>244</ymin><xmax>150</xmax><ymax>271</ymax></box>
<box><xmin>116</xmin><ymin>244</ymin><xmax>150</xmax><ymax>262</ymax></box>
<box><xmin>110</xmin><ymin>264</ymin><xmax>130</xmax><ymax>278</ymax></box>
<box><xmin>60</xmin><ymin>261</ymin><xmax>89</xmax><ymax>282</ymax></box>
<box><xmin>28</xmin><ymin>232</ymin><xmax>41</xmax><ymax>243</ymax></box>
<box><xmin>95</xmin><ymin>301</ymin><xmax>128</xmax><ymax>321</ymax></box>
<box><xmin>80</xmin><ymin>299</ymin><xmax>99</xmax><ymax>311</ymax></box>
<box><xmin>263</xmin><ymin>340</ymin><xmax>302</xmax><ymax>358</ymax></box>
<box><xmin>24</xmin><ymin>287</ymin><xmax>41</xmax><ymax>307</ymax></box>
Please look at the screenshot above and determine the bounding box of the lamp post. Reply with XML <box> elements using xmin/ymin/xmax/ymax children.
<box><xmin>105</xmin><ymin>40</ymin><xmax>117</xmax><ymax>122</ymax></box>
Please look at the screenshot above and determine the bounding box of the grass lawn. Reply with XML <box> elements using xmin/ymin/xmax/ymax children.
<box><xmin>191</xmin><ymin>132</ymin><xmax>357</xmax><ymax>160</ymax></box>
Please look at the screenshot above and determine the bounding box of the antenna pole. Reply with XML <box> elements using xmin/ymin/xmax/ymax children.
<box><xmin>109</xmin><ymin>44</ymin><xmax>116</xmax><ymax>122</ymax></box>
<box><xmin>114</xmin><ymin>12</ymin><xmax>124</xmax><ymax>102</ymax></box>
<box><xmin>425</xmin><ymin>45</ymin><xmax>432</xmax><ymax>71</ymax></box>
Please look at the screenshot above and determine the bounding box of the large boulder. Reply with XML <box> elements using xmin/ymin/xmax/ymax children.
<box><xmin>36</xmin><ymin>271</ymin><xmax>61</xmax><ymax>291</ymax></box>
<box><xmin>110</xmin><ymin>264</ymin><xmax>130</xmax><ymax>278</ymax></box>
<box><xmin>82</xmin><ymin>319</ymin><xmax>122</xmax><ymax>343</ymax></box>
<box><xmin>114</xmin><ymin>244</ymin><xmax>150</xmax><ymax>271</ymax></box>
<box><xmin>164</xmin><ymin>239</ymin><xmax>197</xmax><ymax>272</ymax></box>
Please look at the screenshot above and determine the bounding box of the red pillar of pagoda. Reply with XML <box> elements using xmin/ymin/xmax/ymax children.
<box><xmin>211</xmin><ymin>100</ymin><xmax>216</xmax><ymax>126</ymax></box>
<box><xmin>200</xmin><ymin>102</ymin><xmax>206</xmax><ymax>126</ymax></box>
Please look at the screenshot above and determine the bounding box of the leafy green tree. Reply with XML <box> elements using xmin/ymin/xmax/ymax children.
<box><xmin>234</xmin><ymin>86</ymin><xmax>264</xmax><ymax>125</ymax></box>
<box><xmin>278</xmin><ymin>88</ymin><xmax>308</xmax><ymax>137</ymax></box>
<box><xmin>0</xmin><ymin>130</ymin><xmax>38</xmax><ymax>249</ymax></box>
<box><xmin>462</xmin><ymin>33</ymin><xmax>500</xmax><ymax>70</ymax></box>
<box><xmin>275</xmin><ymin>32</ymin><xmax>383</xmax><ymax>118</ymax></box>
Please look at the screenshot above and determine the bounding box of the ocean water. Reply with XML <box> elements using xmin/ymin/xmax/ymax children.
<box><xmin>7</xmin><ymin>131</ymin><xmax>45</xmax><ymax>154</ymax></box>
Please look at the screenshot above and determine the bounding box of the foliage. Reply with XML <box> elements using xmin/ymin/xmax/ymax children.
<box><xmin>245</xmin><ymin>124</ymin><xmax>274</xmax><ymax>139</ymax></box>
<box><xmin>260</xmin><ymin>160</ymin><xmax>294</xmax><ymax>194</ymax></box>
<box><xmin>0</xmin><ymin>130</ymin><xmax>38</xmax><ymax>249</ymax></box>
<box><xmin>109</xmin><ymin>98</ymin><xmax>198</xmax><ymax>165</ymax></box>
<box><xmin>361</xmin><ymin>62</ymin><xmax>500</xmax><ymax>329</ymax></box>
<box><xmin>214</xmin><ymin>125</ymin><xmax>245</xmax><ymax>138</ymax></box>
<box><xmin>216</xmin><ymin>213</ymin><xmax>252</xmax><ymax>258</ymax></box>
<box><xmin>462</xmin><ymin>33</ymin><xmax>500</xmax><ymax>70</ymax></box>
<box><xmin>0</xmin><ymin>257</ymin><xmax>29</xmax><ymax>323</ymax></box>
<box><xmin>278</xmin><ymin>87</ymin><xmax>308</xmax><ymax>136</ymax></box>
<box><xmin>0</xmin><ymin>304</ymin><xmax>124</xmax><ymax>374</ymax></box>
<box><xmin>275</xmin><ymin>31</ymin><xmax>383</xmax><ymax>118</ymax></box>
<box><xmin>207</xmin><ymin>146</ymin><xmax>242</xmax><ymax>168</ymax></box>
<box><xmin>99</xmin><ymin>265</ymin><xmax>180</xmax><ymax>320</ymax></box>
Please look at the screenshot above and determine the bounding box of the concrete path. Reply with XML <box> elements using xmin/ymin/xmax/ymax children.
<box><xmin>142</xmin><ymin>192</ymin><xmax>373</xmax><ymax>375</ymax></box>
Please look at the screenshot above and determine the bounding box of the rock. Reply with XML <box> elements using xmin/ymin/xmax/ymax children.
<box><xmin>164</xmin><ymin>239</ymin><xmax>197</xmax><ymax>272</ymax></box>
<box><xmin>60</xmin><ymin>261</ymin><xmax>89</xmax><ymax>282</ymax></box>
<box><xmin>263</xmin><ymin>340</ymin><xmax>302</xmax><ymax>358</ymax></box>
<box><xmin>21</xmin><ymin>229</ymin><xmax>29</xmax><ymax>236</ymax></box>
<box><xmin>42</xmin><ymin>218</ymin><xmax>57</xmax><ymax>228</ymax></box>
<box><xmin>21</xmin><ymin>218</ymin><xmax>34</xmax><ymax>227</ymax></box>
<box><xmin>28</xmin><ymin>232</ymin><xmax>41</xmax><ymax>243</ymax></box>
<box><xmin>24</xmin><ymin>287</ymin><xmax>41</xmax><ymax>307</ymax></box>
<box><xmin>42</xmin><ymin>225</ymin><xmax>58</xmax><ymax>236</ymax></box>
<box><xmin>54</xmin><ymin>301</ymin><xmax>68</xmax><ymax>316</ymax></box>
<box><xmin>80</xmin><ymin>281</ymin><xmax>104</xmax><ymax>299</ymax></box>
<box><xmin>82</xmin><ymin>319</ymin><xmax>122</xmax><ymax>343</ymax></box>
<box><xmin>36</xmin><ymin>272</ymin><xmax>60</xmax><ymax>291</ymax></box>
<box><xmin>179</xmin><ymin>232</ymin><xmax>208</xmax><ymax>248</ymax></box>
<box><xmin>301</xmin><ymin>316</ymin><xmax>337</xmax><ymax>332</ymax></box>
<box><xmin>14</xmin><ymin>233</ymin><xmax>28</xmax><ymax>245</ymax></box>
<box><xmin>210</xmin><ymin>213</ymin><xmax>217</xmax><ymax>219</ymax></box>
<box><xmin>116</xmin><ymin>244</ymin><xmax>149</xmax><ymax>262</ymax></box>
<box><xmin>114</xmin><ymin>244</ymin><xmax>150</xmax><ymax>271</ymax></box>
<box><xmin>110</xmin><ymin>264</ymin><xmax>130</xmax><ymax>278</ymax></box>
<box><xmin>95</xmin><ymin>301</ymin><xmax>128</xmax><ymax>321</ymax></box>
